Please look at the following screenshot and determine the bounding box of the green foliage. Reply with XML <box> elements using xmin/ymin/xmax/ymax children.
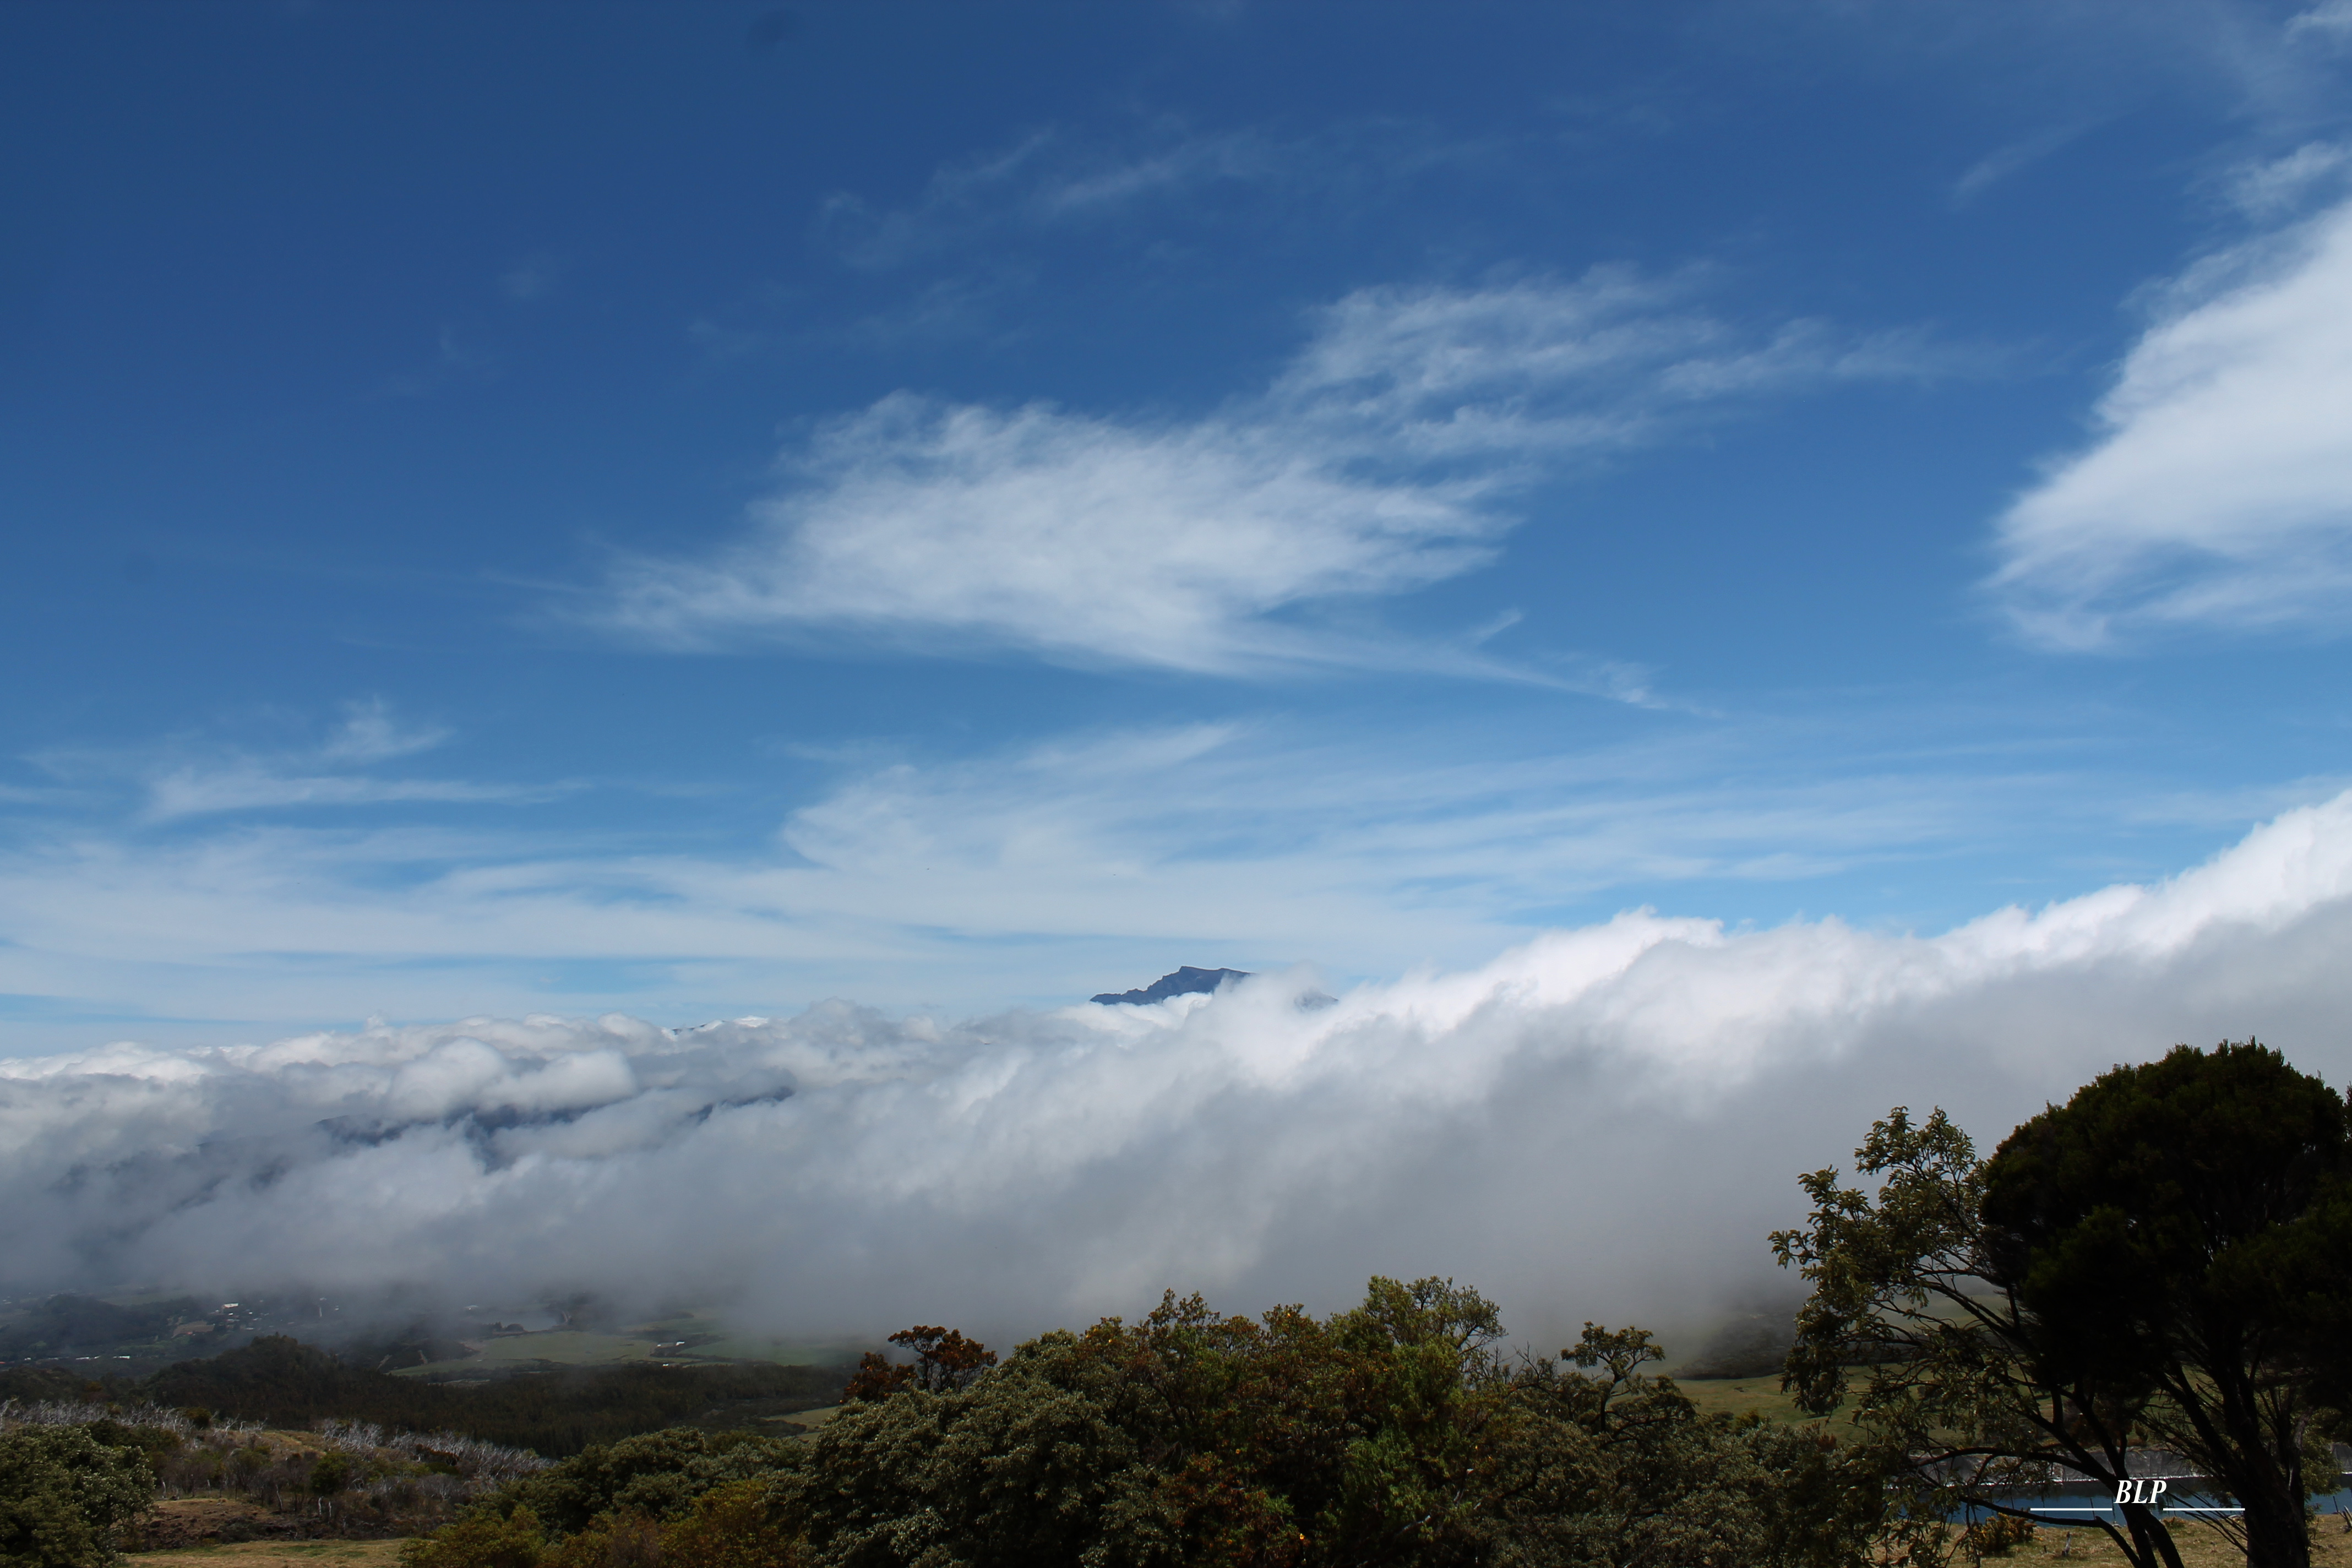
<box><xmin>310</xmin><ymin>1450</ymin><xmax>355</xmax><ymax>1497</ymax></box>
<box><xmin>840</xmin><ymin>1326</ymin><xmax>998</xmax><ymax>1403</ymax></box>
<box><xmin>1483</xmin><ymin>1324</ymin><xmax>1882</xmax><ymax>1568</ymax></box>
<box><xmin>400</xmin><ymin>1503</ymin><xmax>552</xmax><ymax>1568</ymax></box>
<box><xmin>413</xmin><ymin>1481</ymin><xmax>807</xmax><ymax>1568</ymax></box>
<box><xmin>77</xmin><ymin>1419</ymin><xmax>178</xmax><ymax>1474</ymax></box>
<box><xmin>1963</xmin><ymin>1513</ymin><xmax>2036</xmax><ymax>1558</ymax></box>
<box><xmin>791</xmin><ymin>1333</ymin><xmax>1163</xmax><ymax>1566</ymax></box>
<box><xmin>493</xmin><ymin>1429</ymin><xmax>803</xmax><ymax>1535</ymax></box>
<box><xmin>0</xmin><ymin>1370</ymin><xmax>112</xmax><ymax>1407</ymax></box>
<box><xmin>652</xmin><ymin>1478</ymin><xmax>803</xmax><ymax>1568</ymax></box>
<box><xmin>0</xmin><ymin>1425</ymin><xmax>155</xmax><ymax>1568</ymax></box>
<box><xmin>398</xmin><ymin>1275</ymin><xmax>1884</xmax><ymax>1567</ymax></box>
<box><xmin>1772</xmin><ymin>1041</ymin><xmax>2352</xmax><ymax>1568</ymax></box>
<box><xmin>778</xmin><ymin>1277</ymin><xmax>1883</xmax><ymax>1567</ymax></box>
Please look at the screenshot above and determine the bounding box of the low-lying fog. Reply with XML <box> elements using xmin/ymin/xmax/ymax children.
<box><xmin>9</xmin><ymin>794</ymin><xmax>2352</xmax><ymax>1359</ymax></box>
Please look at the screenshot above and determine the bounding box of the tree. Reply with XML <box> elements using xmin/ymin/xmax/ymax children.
<box><xmin>491</xmin><ymin>1428</ymin><xmax>803</xmax><ymax>1535</ymax></box>
<box><xmin>401</xmin><ymin>1278</ymin><xmax>1884</xmax><ymax>1567</ymax></box>
<box><xmin>839</xmin><ymin>1326</ymin><xmax>998</xmax><ymax>1403</ymax></box>
<box><xmin>1476</xmin><ymin>1324</ymin><xmax>1882</xmax><ymax>1568</ymax></box>
<box><xmin>309</xmin><ymin>1451</ymin><xmax>353</xmax><ymax>1498</ymax></box>
<box><xmin>0</xmin><ymin>1425</ymin><xmax>155</xmax><ymax>1568</ymax></box>
<box><xmin>399</xmin><ymin>1504</ymin><xmax>550</xmax><ymax>1568</ymax></box>
<box><xmin>1773</xmin><ymin>1041</ymin><xmax>2352</xmax><ymax>1568</ymax></box>
<box><xmin>789</xmin><ymin>1279</ymin><xmax>1882</xmax><ymax>1568</ymax></box>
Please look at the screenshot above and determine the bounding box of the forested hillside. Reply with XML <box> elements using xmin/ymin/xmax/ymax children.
<box><xmin>1</xmin><ymin>1337</ymin><xmax>849</xmax><ymax>1457</ymax></box>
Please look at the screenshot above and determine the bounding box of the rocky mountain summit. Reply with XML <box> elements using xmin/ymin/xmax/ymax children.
<box><xmin>1090</xmin><ymin>966</ymin><xmax>1251</xmax><ymax>1006</ymax></box>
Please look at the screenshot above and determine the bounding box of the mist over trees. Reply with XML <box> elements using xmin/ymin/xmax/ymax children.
<box><xmin>0</xmin><ymin>1340</ymin><xmax>851</xmax><ymax>1460</ymax></box>
<box><xmin>16</xmin><ymin>1038</ymin><xmax>2352</xmax><ymax>1568</ymax></box>
<box><xmin>9</xmin><ymin>797</ymin><xmax>2352</xmax><ymax>1349</ymax></box>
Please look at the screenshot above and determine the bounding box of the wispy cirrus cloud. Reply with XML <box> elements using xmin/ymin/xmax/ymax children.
<box><xmin>2290</xmin><ymin>0</ymin><xmax>2352</xmax><ymax>42</ymax></box>
<box><xmin>320</xmin><ymin>699</ymin><xmax>450</xmax><ymax>764</ymax></box>
<box><xmin>599</xmin><ymin>391</ymin><xmax>1511</xmax><ymax>680</ymax></box>
<box><xmin>144</xmin><ymin>766</ymin><xmax>533</xmax><ymax>821</ymax></box>
<box><xmin>123</xmin><ymin>701</ymin><xmax>542</xmax><ymax>822</ymax></box>
<box><xmin>2223</xmin><ymin>139</ymin><xmax>2351</xmax><ymax>218</ymax></box>
<box><xmin>1950</xmin><ymin>122</ymin><xmax>2094</xmax><ymax>206</ymax></box>
<box><xmin>0</xmin><ymin>701</ymin><xmax>2202</xmax><ymax>1047</ymax></box>
<box><xmin>602</xmin><ymin>271</ymin><xmax>1955</xmax><ymax>680</ymax></box>
<box><xmin>1989</xmin><ymin>192</ymin><xmax>2352</xmax><ymax>647</ymax></box>
<box><xmin>813</xmin><ymin>122</ymin><xmax>1460</xmax><ymax>271</ymax></box>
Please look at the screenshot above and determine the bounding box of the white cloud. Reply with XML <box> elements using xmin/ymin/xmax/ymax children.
<box><xmin>146</xmin><ymin>767</ymin><xmax>528</xmax><ymax>820</ymax></box>
<box><xmin>602</xmin><ymin>394</ymin><xmax>1501</xmax><ymax>677</ymax></box>
<box><xmin>134</xmin><ymin>701</ymin><xmax>542</xmax><ymax>821</ymax></box>
<box><xmin>606</xmin><ymin>274</ymin><xmax>1941</xmax><ymax>677</ymax></box>
<box><xmin>0</xmin><ymin>700</ymin><xmax>2242</xmax><ymax>1057</ymax></box>
<box><xmin>2224</xmin><ymin>140</ymin><xmax>2351</xmax><ymax>218</ymax></box>
<box><xmin>322</xmin><ymin>698</ymin><xmax>449</xmax><ymax>764</ymax></box>
<box><xmin>6</xmin><ymin>794</ymin><xmax>2352</xmax><ymax>1346</ymax></box>
<box><xmin>813</xmin><ymin>124</ymin><xmax>1430</xmax><ymax>270</ymax></box>
<box><xmin>1989</xmin><ymin>194</ymin><xmax>2352</xmax><ymax>646</ymax></box>
<box><xmin>1950</xmin><ymin>123</ymin><xmax>2092</xmax><ymax>206</ymax></box>
<box><xmin>2288</xmin><ymin>0</ymin><xmax>2352</xmax><ymax>41</ymax></box>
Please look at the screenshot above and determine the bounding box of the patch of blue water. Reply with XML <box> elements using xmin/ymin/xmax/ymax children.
<box><xmin>1951</xmin><ymin>1485</ymin><xmax>2352</xmax><ymax>1523</ymax></box>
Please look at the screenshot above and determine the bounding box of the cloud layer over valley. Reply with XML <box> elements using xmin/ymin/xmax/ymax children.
<box><xmin>9</xmin><ymin>794</ymin><xmax>2352</xmax><ymax>1349</ymax></box>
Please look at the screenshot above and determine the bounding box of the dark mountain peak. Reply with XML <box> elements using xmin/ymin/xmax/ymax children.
<box><xmin>1091</xmin><ymin>966</ymin><xmax>1252</xmax><ymax>1006</ymax></box>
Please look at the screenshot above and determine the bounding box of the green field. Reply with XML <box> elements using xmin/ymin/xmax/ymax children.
<box><xmin>400</xmin><ymin>1335</ymin><xmax>870</xmax><ymax>1382</ymax></box>
<box><xmin>1672</xmin><ymin>1375</ymin><xmax>1844</xmax><ymax>1426</ymax></box>
<box><xmin>391</xmin><ymin>1311</ymin><xmax>865</xmax><ymax>1379</ymax></box>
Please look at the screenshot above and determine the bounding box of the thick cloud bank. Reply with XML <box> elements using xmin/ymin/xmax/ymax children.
<box><xmin>1992</xmin><ymin>189</ymin><xmax>2352</xmax><ymax>646</ymax></box>
<box><xmin>9</xmin><ymin>796</ymin><xmax>2352</xmax><ymax>1346</ymax></box>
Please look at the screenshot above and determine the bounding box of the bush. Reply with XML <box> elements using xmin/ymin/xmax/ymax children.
<box><xmin>311</xmin><ymin>1450</ymin><xmax>355</xmax><ymax>1498</ymax></box>
<box><xmin>0</xmin><ymin>1426</ymin><xmax>155</xmax><ymax>1568</ymax></box>
<box><xmin>393</xmin><ymin>1277</ymin><xmax>1890</xmax><ymax>1568</ymax></box>
<box><xmin>657</xmin><ymin>1480</ymin><xmax>801</xmax><ymax>1568</ymax></box>
<box><xmin>494</xmin><ymin>1429</ymin><xmax>802</xmax><ymax>1536</ymax></box>
<box><xmin>399</xmin><ymin>1504</ymin><xmax>550</xmax><ymax>1568</ymax></box>
<box><xmin>1963</xmin><ymin>1512</ymin><xmax>2037</xmax><ymax>1558</ymax></box>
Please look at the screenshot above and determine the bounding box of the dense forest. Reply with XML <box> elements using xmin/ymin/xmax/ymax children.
<box><xmin>0</xmin><ymin>1338</ymin><xmax>850</xmax><ymax>1457</ymax></box>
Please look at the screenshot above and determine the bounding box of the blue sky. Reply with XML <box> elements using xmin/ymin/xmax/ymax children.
<box><xmin>6</xmin><ymin>0</ymin><xmax>2352</xmax><ymax>1052</ymax></box>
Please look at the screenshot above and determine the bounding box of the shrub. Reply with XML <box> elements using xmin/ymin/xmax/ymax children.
<box><xmin>1964</xmin><ymin>1512</ymin><xmax>2037</xmax><ymax>1558</ymax></box>
<box><xmin>542</xmin><ymin>1514</ymin><xmax>659</xmax><ymax>1568</ymax></box>
<box><xmin>399</xmin><ymin>1504</ymin><xmax>550</xmax><ymax>1568</ymax></box>
<box><xmin>658</xmin><ymin>1480</ymin><xmax>801</xmax><ymax>1568</ymax></box>
<box><xmin>0</xmin><ymin>1426</ymin><xmax>154</xmax><ymax>1568</ymax></box>
<box><xmin>494</xmin><ymin>1429</ymin><xmax>800</xmax><ymax>1536</ymax></box>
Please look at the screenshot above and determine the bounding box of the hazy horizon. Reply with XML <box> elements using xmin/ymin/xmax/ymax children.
<box><xmin>11</xmin><ymin>794</ymin><xmax>2352</xmax><ymax>1351</ymax></box>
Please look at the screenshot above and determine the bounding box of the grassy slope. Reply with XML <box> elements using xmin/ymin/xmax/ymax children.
<box><xmin>392</xmin><ymin>1325</ymin><xmax>864</xmax><ymax>1380</ymax></box>
<box><xmin>1672</xmin><ymin>1375</ymin><xmax>1831</xmax><ymax>1425</ymax></box>
<box><xmin>133</xmin><ymin>1543</ymin><xmax>408</xmax><ymax>1568</ymax></box>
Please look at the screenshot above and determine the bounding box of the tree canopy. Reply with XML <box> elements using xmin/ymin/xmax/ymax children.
<box><xmin>408</xmin><ymin>1277</ymin><xmax>1882</xmax><ymax>1568</ymax></box>
<box><xmin>1774</xmin><ymin>1041</ymin><xmax>2352</xmax><ymax>1568</ymax></box>
<box><xmin>0</xmin><ymin>1424</ymin><xmax>154</xmax><ymax>1568</ymax></box>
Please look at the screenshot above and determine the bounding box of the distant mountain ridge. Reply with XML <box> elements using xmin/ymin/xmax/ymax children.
<box><xmin>1091</xmin><ymin>966</ymin><xmax>1251</xmax><ymax>1006</ymax></box>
